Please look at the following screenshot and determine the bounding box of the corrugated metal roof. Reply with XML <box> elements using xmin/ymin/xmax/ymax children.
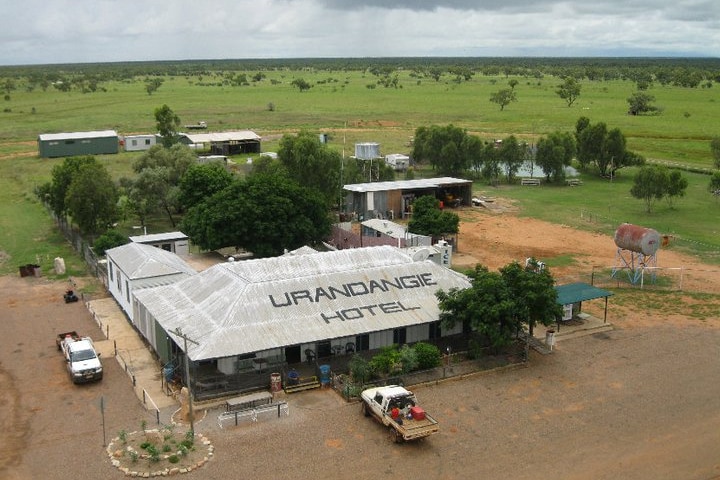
<box><xmin>38</xmin><ymin>130</ymin><xmax>118</xmax><ymax>141</ymax></box>
<box><xmin>179</xmin><ymin>131</ymin><xmax>261</xmax><ymax>143</ymax></box>
<box><xmin>134</xmin><ymin>246</ymin><xmax>471</xmax><ymax>361</ymax></box>
<box><xmin>555</xmin><ymin>282</ymin><xmax>613</xmax><ymax>305</ymax></box>
<box><xmin>361</xmin><ymin>219</ymin><xmax>427</xmax><ymax>241</ymax></box>
<box><xmin>343</xmin><ymin>177</ymin><xmax>471</xmax><ymax>193</ymax></box>
<box><xmin>106</xmin><ymin>243</ymin><xmax>197</xmax><ymax>280</ymax></box>
<box><xmin>129</xmin><ymin>231</ymin><xmax>189</xmax><ymax>243</ymax></box>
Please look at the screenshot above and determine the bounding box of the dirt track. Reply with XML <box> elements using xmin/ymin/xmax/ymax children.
<box><xmin>1</xmin><ymin>210</ymin><xmax>720</xmax><ymax>479</ymax></box>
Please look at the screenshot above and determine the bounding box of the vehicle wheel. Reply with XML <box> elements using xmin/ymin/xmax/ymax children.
<box><xmin>362</xmin><ymin>402</ymin><xmax>370</xmax><ymax>417</ymax></box>
<box><xmin>388</xmin><ymin>427</ymin><xmax>400</xmax><ymax>444</ymax></box>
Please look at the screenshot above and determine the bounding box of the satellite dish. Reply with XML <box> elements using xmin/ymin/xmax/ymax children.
<box><xmin>411</xmin><ymin>248</ymin><xmax>431</xmax><ymax>262</ymax></box>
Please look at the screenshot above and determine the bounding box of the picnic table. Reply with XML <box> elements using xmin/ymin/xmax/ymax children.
<box><xmin>226</xmin><ymin>390</ymin><xmax>273</xmax><ymax>411</ymax></box>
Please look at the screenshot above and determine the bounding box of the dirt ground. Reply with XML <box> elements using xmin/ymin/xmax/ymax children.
<box><xmin>1</xmin><ymin>209</ymin><xmax>719</xmax><ymax>480</ymax></box>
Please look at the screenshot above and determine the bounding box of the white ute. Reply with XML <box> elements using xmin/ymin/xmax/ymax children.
<box><xmin>58</xmin><ymin>332</ymin><xmax>103</xmax><ymax>384</ymax></box>
<box><xmin>360</xmin><ymin>385</ymin><xmax>439</xmax><ymax>443</ymax></box>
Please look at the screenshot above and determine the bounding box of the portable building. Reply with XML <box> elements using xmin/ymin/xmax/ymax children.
<box><xmin>38</xmin><ymin>130</ymin><xmax>119</xmax><ymax>158</ymax></box>
<box><xmin>123</xmin><ymin>134</ymin><xmax>158</xmax><ymax>152</ymax></box>
<box><xmin>385</xmin><ymin>153</ymin><xmax>410</xmax><ymax>171</ymax></box>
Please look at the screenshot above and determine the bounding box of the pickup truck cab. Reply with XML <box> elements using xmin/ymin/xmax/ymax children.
<box><xmin>361</xmin><ymin>385</ymin><xmax>439</xmax><ymax>443</ymax></box>
<box><xmin>58</xmin><ymin>332</ymin><xmax>103</xmax><ymax>384</ymax></box>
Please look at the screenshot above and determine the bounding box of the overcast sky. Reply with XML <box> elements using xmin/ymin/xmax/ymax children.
<box><xmin>2</xmin><ymin>0</ymin><xmax>718</xmax><ymax>65</ymax></box>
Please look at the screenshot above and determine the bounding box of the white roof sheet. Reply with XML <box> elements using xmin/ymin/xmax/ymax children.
<box><xmin>106</xmin><ymin>243</ymin><xmax>197</xmax><ymax>280</ymax></box>
<box><xmin>361</xmin><ymin>219</ymin><xmax>426</xmax><ymax>241</ymax></box>
<box><xmin>134</xmin><ymin>246</ymin><xmax>470</xmax><ymax>361</ymax></box>
<box><xmin>38</xmin><ymin>130</ymin><xmax>118</xmax><ymax>141</ymax></box>
<box><xmin>343</xmin><ymin>177</ymin><xmax>471</xmax><ymax>193</ymax></box>
<box><xmin>179</xmin><ymin>131</ymin><xmax>261</xmax><ymax>143</ymax></box>
<box><xmin>129</xmin><ymin>231</ymin><xmax>189</xmax><ymax>243</ymax></box>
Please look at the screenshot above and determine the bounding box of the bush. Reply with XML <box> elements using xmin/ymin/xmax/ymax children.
<box><xmin>369</xmin><ymin>345</ymin><xmax>401</xmax><ymax>375</ymax></box>
<box><xmin>413</xmin><ymin>342</ymin><xmax>442</xmax><ymax>369</ymax></box>
<box><xmin>398</xmin><ymin>345</ymin><xmax>418</xmax><ymax>373</ymax></box>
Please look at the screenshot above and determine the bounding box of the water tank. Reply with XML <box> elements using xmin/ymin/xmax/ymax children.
<box><xmin>613</xmin><ymin>224</ymin><xmax>661</xmax><ymax>255</ymax></box>
<box><xmin>355</xmin><ymin>142</ymin><xmax>380</xmax><ymax>160</ymax></box>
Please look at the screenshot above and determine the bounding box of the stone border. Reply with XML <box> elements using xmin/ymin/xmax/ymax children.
<box><xmin>106</xmin><ymin>429</ymin><xmax>213</xmax><ymax>476</ymax></box>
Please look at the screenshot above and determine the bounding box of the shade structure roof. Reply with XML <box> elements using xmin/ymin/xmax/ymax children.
<box><xmin>133</xmin><ymin>246</ymin><xmax>471</xmax><ymax>361</ymax></box>
<box><xmin>555</xmin><ymin>282</ymin><xmax>613</xmax><ymax>306</ymax></box>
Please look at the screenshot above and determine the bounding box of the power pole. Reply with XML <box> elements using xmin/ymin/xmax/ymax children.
<box><xmin>169</xmin><ymin>327</ymin><xmax>199</xmax><ymax>434</ymax></box>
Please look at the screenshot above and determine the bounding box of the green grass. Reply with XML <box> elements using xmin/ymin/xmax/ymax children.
<box><xmin>0</xmin><ymin>65</ymin><xmax>719</xmax><ymax>274</ymax></box>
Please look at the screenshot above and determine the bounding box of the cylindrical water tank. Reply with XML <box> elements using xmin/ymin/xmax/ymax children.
<box><xmin>354</xmin><ymin>142</ymin><xmax>380</xmax><ymax>160</ymax></box>
<box><xmin>613</xmin><ymin>224</ymin><xmax>661</xmax><ymax>255</ymax></box>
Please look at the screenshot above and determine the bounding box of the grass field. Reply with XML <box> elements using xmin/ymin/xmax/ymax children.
<box><xmin>0</xmin><ymin>64</ymin><xmax>718</xmax><ymax>275</ymax></box>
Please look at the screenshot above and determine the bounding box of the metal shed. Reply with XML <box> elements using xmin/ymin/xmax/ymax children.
<box><xmin>178</xmin><ymin>131</ymin><xmax>261</xmax><ymax>156</ymax></box>
<box><xmin>38</xmin><ymin>130</ymin><xmax>119</xmax><ymax>158</ymax></box>
<box><xmin>344</xmin><ymin>177</ymin><xmax>473</xmax><ymax>221</ymax></box>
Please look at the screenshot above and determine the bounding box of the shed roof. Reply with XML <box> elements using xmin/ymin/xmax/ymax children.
<box><xmin>555</xmin><ymin>282</ymin><xmax>613</xmax><ymax>305</ymax></box>
<box><xmin>361</xmin><ymin>219</ymin><xmax>425</xmax><ymax>241</ymax></box>
<box><xmin>179</xmin><ymin>131</ymin><xmax>260</xmax><ymax>144</ymax></box>
<box><xmin>134</xmin><ymin>246</ymin><xmax>471</xmax><ymax>361</ymax></box>
<box><xmin>106</xmin><ymin>243</ymin><xmax>197</xmax><ymax>281</ymax></box>
<box><xmin>129</xmin><ymin>231</ymin><xmax>189</xmax><ymax>243</ymax></box>
<box><xmin>38</xmin><ymin>130</ymin><xmax>118</xmax><ymax>141</ymax></box>
<box><xmin>343</xmin><ymin>177</ymin><xmax>471</xmax><ymax>193</ymax></box>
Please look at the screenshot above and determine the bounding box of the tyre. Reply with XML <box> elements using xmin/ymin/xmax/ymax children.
<box><xmin>388</xmin><ymin>426</ymin><xmax>401</xmax><ymax>444</ymax></box>
<box><xmin>362</xmin><ymin>401</ymin><xmax>370</xmax><ymax>417</ymax></box>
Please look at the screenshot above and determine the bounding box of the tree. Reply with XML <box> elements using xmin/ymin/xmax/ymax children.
<box><xmin>500</xmin><ymin>260</ymin><xmax>562</xmax><ymax>337</ymax></box>
<box><xmin>535</xmin><ymin>131</ymin><xmax>575</xmax><ymax>182</ymax></box>
<box><xmin>407</xmin><ymin>195</ymin><xmax>459</xmax><ymax>239</ymax></box>
<box><xmin>627</xmin><ymin>92</ymin><xmax>659</xmax><ymax>115</ymax></box>
<box><xmin>410</xmin><ymin>124</ymin><xmax>476</xmax><ymax>176</ymax></box>
<box><xmin>556</xmin><ymin>77</ymin><xmax>581</xmax><ymax>107</ymax></box>
<box><xmin>665</xmin><ymin>170</ymin><xmax>688</xmax><ymax>209</ymax></box>
<box><xmin>710</xmin><ymin>137</ymin><xmax>720</xmax><ymax>169</ymax></box>
<box><xmin>489</xmin><ymin>88</ymin><xmax>517</xmax><ymax>111</ymax></box>
<box><xmin>576</xmin><ymin>118</ymin><xmax>645</xmax><ymax>176</ymax></box>
<box><xmin>178</xmin><ymin>162</ymin><xmax>234</xmax><ymax>210</ymax></box>
<box><xmin>277</xmin><ymin>130</ymin><xmax>342</xmax><ymax>207</ymax></box>
<box><xmin>497</xmin><ymin>135</ymin><xmax>524</xmax><ymax>183</ymax></box>
<box><xmin>154</xmin><ymin>104</ymin><xmax>181</xmax><ymax>147</ymax></box>
<box><xmin>65</xmin><ymin>161</ymin><xmax>119</xmax><ymax>235</ymax></box>
<box><xmin>181</xmin><ymin>173</ymin><xmax>331</xmax><ymax>257</ymax></box>
<box><xmin>630</xmin><ymin>165</ymin><xmax>670</xmax><ymax>213</ymax></box>
<box><xmin>145</xmin><ymin>78</ymin><xmax>164</xmax><ymax>95</ymax></box>
<box><xmin>291</xmin><ymin>78</ymin><xmax>312</xmax><ymax>91</ymax></box>
<box><xmin>131</xmin><ymin>144</ymin><xmax>197</xmax><ymax>226</ymax></box>
<box><xmin>93</xmin><ymin>230</ymin><xmax>128</xmax><ymax>256</ymax></box>
<box><xmin>436</xmin><ymin>265</ymin><xmax>517</xmax><ymax>349</ymax></box>
<box><xmin>709</xmin><ymin>171</ymin><xmax>720</xmax><ymax>196</ymax></box>
<box><xmin>508</xmin><ymin>79</ymin><xmax>519</xmax><ymax>91</ymax></box>
<box><xmin>43</xmin><ymin>156</ymin><xmax>98</xmax><ymax>219</ymax></box>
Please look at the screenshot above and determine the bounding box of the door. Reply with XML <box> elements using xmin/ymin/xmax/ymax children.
<box><xmin>285</xmin><ymin>345</ymin><xmax>301</xmax><ymax>364</ymax></box>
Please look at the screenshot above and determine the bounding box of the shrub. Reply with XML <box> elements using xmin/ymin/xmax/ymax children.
<box><xmin>398</xmin><ymin>345</ymin><xmax>418</xmax><ymax>373</ymax></box>
<box><xmin>168</xmin><ymin>455</ymin><xmax>180</xmax><ymax>464</ymax></box>
<box><xmin>413</xmin><ymin>342</ymin><xmax>442</xmax><ymax>369</ymax></box>
<box><xmin>369</xmin><ymin>345</ymin><xmax>401</xmax><ymax>375</ymax></box>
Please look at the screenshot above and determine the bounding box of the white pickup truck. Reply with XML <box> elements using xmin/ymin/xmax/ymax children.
<box><xmin>57</xmin><ymin>331</ymin><xmax>103</xmax><ymax>384</ymax></box>
<box><xmin>361</xmin><ymin>385</ymin><xmax>439</xmax><ymax>443</ymax></box>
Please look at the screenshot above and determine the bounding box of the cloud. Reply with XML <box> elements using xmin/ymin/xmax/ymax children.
<box><xmin>0</xmin><ymin>0</ymin><xmax>718</xmax><ymax>65</ymax></box>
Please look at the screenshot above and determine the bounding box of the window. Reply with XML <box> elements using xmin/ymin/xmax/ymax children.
<box><xmin>131</xmin><ymin>139</ymin><xmax>138</xmax><ymax>146</ymax></box>
<box><xmin>125</xmin><ymin>280</ymin><xmax>130</xmax><ymax>302</ymax></box>
<box><xmin>144</xmin><ymin>139</ymin><xmax>151</xmax><ymax>145</ymax></box>
<box><xmin>109</xmin><ymin>262</ymin><xmax>114</xmax><ymax>281</ymax></box>
<box><xmin>428</xmin><ymin>322</ymin><xmax>442</xmax><ymax>340</ymax></box>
